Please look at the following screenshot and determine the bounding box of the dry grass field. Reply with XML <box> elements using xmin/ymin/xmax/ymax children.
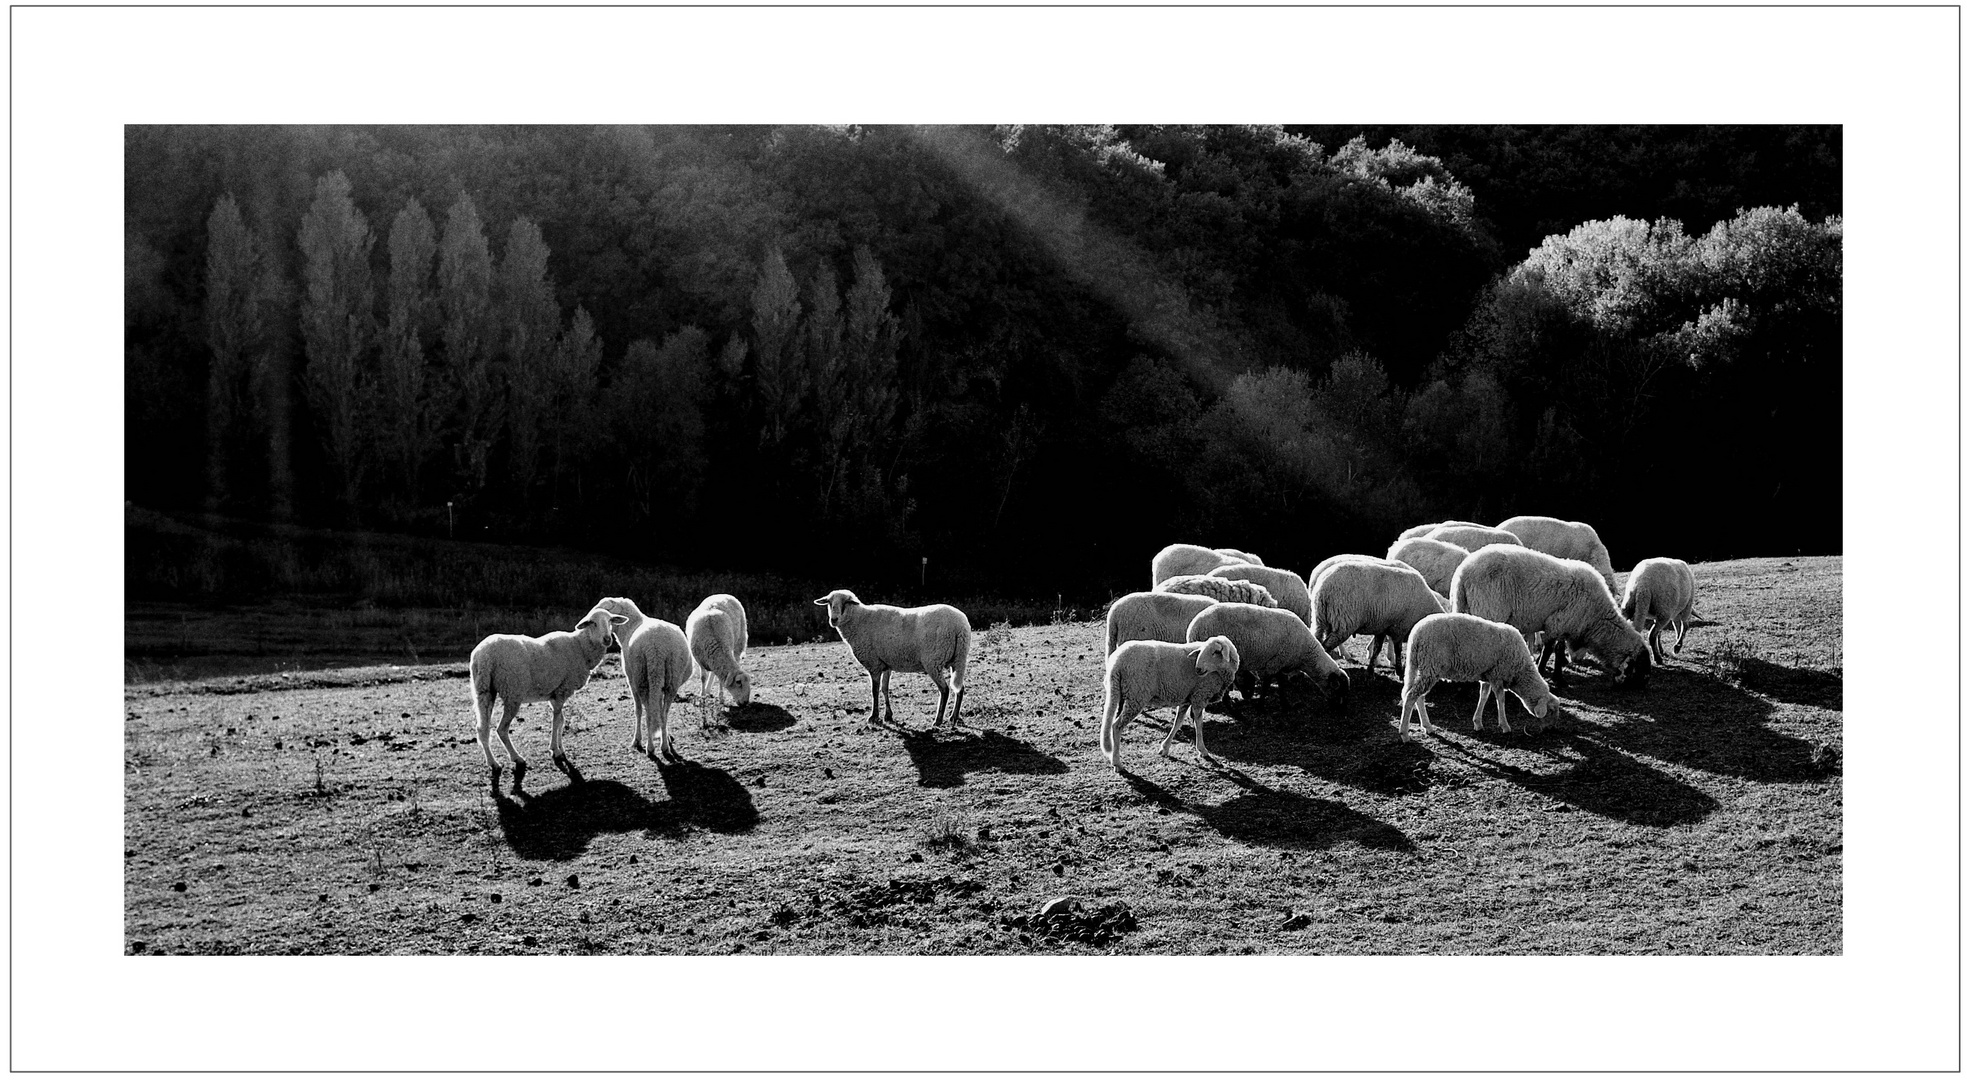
<box><xmin>124</xmin><ymin>556</ymin><xmax>1840</xmax><ymax>955</ymax></box>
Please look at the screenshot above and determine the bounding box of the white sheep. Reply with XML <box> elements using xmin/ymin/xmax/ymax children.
<box><xmin>1213</xmin><ymin>547</ymin><xmax>1266</xmax><ymax>567</ymax></box>
<box><xmin>685</xmin><ymin>594</ymin><xmax>753</xmax><ymax>728</ymax></box>
<box><xmin>468</xmin><ymin>604</ymin><xmax>629</xmax><ymax>787</ymax></box>
<box><xmin>1105</xmin><ymin>590</ymin><xmax>1217</xmax><ymax>656</ymax></box>
<box><xmin>814</xmin><ymin>589</ymin><xmax>972</xmax><ymax>728</ymax></box>
<box><xmin>1385</xmin><ymin>536</ymin><xmax>1471</xmax><ymax>597</ymax></box>
<box><xmin>1207</xmin><ymin>562</ymin><xmax>1313</xmax><ymax>625</ymax></box>
<box><xmin>1185</xmin><ymin>601</ymin><xmax>1349</xmax><ymax>710</ymax></box>
<box><xmin>1099</xmin><ymin>636</ymin><xmax>1241</xmax><ymax>770</ymax></box>
<box><xmin>1308</xmin><ymin>553</ymin><xmax>1403</xmax><ymax>594</ymax></box>
<box><xmin>1309</xmin><ymin>559</ymin><xmax>1446</xmax><ymax>678</ymax></box>
<box><xmin>1397</xmin><ymin>519</ymin><xmax>1488</xmax><ymax>541</ymax></box>
<box><xmin>1156</xmin><ymin>573</ymin><xmax>1279</xmax><ymax>609</ymax></box>
<box><xmin>1150</xmin><ymin>543</ymin><xmax>1264</xmax><ymax>586</ymax></box>
<box><xmin>1450</xmin><ymin>544</ymin><xmax>1651</xmax><ymax>690</ymax></box>
<box><xmin>1397</xmin><ymin>612</ymin><xmax>1557</xmax><ymax>742</ymax></box>
<box><xmin>595</xmin><ymin>596</ymin><xmax>694</xmax><ymax>761</ymax></box>
<box><xmin>1427</xmin><ymin>524</ymin><xmax>1523</xmax><ymax>552</ymax></box>
<box><xmin>1619</xmin><ymin>557</ymin><xmax>1699</xmax><ymax>664</ymax></box>
<box><xmin>1496</xmin><ymin>515</ymin><xmax>1616</xmax><ymax>591</ymax></box>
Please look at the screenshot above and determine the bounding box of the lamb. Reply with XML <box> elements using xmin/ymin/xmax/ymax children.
<box><xmin>1309</xmin><ymin>560</ymin><xmax>1446</xmax><ymax>677</ymax></box>
<box><xmin>468</xmin><ymin>604</ymin><xmax>629</xmax><ymax>787</ymax></box>
<box><xmin>595</xmin><ymin>596</ymin><xmax>694</xmax><ymax>761</ymax></box>
<box><xmin>1156</xmin><ymin>573</ymin><xmax>1279</xmax><ymax>609</ymax></box>
<box><xmin>1397</xmin><ymin>519</ymin><xmax>1489</xmax><ymax>541</ymax></box>
<box><xmin>1150</xmin><ymin>543</ymin><xmax>1264</xmax><ymax>587</ymax></box>
<box><xmin>1099</xmin><ymin>636</ymin><xmax>1241</xmax><ymax>770</ymax></box>
<box><xmin>1386</xmin><ymin>536</ymin><xmax>1471</xmax><ymax>597</ymax></box>
<box><xmin>1105</xmin><ymin>590</ymin><xmax>1217</xmax><ymax>657</ymax></box>
<box><xmin>1496</xmin><ymin>515</ymin><xmax>1616</xmax><ymax>591</ymax></box>
<box><xmin>1397</xmin><ymin>612</ymin><xmax>1557</xmax><ymax>742</ymax></box>
<box><xmin>1185</xmin><ymin>602</ymin><xmax>1349</xmax><ymax>710</ymax></box>
<box><xmin>1207</xmin><ymin>562</ymin><xmax>1313</xmax><ymax>624</ymax></box>
<box><xmin>685</xmin><ymin>594</ymin><xmax>753</xmax><ymax>727</ymax></box>
<box><xmin>814</xmin><ymin>589</ymin><xmax>972</xmax><ymax>728</ymax></box>
<box><xmin>1427</xmin><ymin>524</ymin><xmax>1524</xmax><ymax>552</ymax></box>
<box><xmin>1619</xmin><ymin>557</ymin><xmax>1699</xmax><ymax>664</ymax></box>
<box><xmin>1450</xmin><ymin>544</ymin><xmax>1651</xmax><ymax>690</ymax></box>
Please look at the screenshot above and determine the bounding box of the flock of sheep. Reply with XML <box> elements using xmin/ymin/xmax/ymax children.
<box><xmin>464</xmin><ymin>514</ymin><xmax>1699</xmax><ymax>788</ymax></box>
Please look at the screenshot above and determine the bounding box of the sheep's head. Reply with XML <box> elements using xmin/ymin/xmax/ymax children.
<box><xmin>593</xmin><ymin>597</ymin><xmax>641</xmax><ymax>647</ymax></box>
<box><xmin>813</xmin><ymin>589</ymin><xmax>861</xmax><ymax>627</ymax></box>
<box><xmin>1611</xmin><ymin>645</ymin><xmax>1652</xmax><ymax>689</ymax></box>
<box><xmin>573</xmin><ymin>607</ymin><xmax>630</xmax><ymax>646</ymax></box>
<box><xmin>1512</xmin><ymin>670</ymin><xmax>1557</xmax><ymax>721</ymax></box>
<box><xmin>1324</xmin><ymin>668</ymin><xmax>1351</xmax><ymax>707</ymax></box>
<box><xmin>727</xmin><ymin>669</ymin><xmax>754</xmax><ymax>706</ymax></box>
<box><xmin>1194</xmin><ymin>635</ymin><xmax>1240</xmax><ymax>681</ymax></box>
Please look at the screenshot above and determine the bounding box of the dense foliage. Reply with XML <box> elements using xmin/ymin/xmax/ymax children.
<box><xmin>126</xmin><ymin>125</ymin><xmax>1840</xmax><ymax>599</ymax></box>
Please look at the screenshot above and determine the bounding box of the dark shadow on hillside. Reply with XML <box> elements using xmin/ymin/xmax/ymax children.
<box><xmin>1729</xmin><ymin>658</ymin><xmax>1843</xmax><ymax>710</ymax></box>
<box><xmin>725</xmin><ymin>701</ymin><xmax>799</xmax><ymax>732</ymax></box>
<box><xmin>652</xmin><ymin>759</ymin><xmax>759</xmax><ymax>834</ymax></box>
<box><xmin>1443</xmin><ymin>733</ymin><xmax>1719</xmax><ymax>828</ymax></box>
<box><xmin>898</xmin><ymin>728</ymin><xmax>1069</xmax><ymax>789</ymax></box>
<box><xmin>1200</xmin><ymin>673</ymin><xmax>1455</xmax><ymax>796</ymax></box>
<box><xmin>493</xmin><ymin>780</ymin><xmax>659</xmax><ymax>861</ymax></box>
<box><xmin>1565</xmin><ymin>665</ymin><xmax>1833</xmax><ymax>784</ymax></box>
<box><xmin>1123</xmin><ymin>774</ymin><xmax>1413</xmax><ymax>852</ymax></box>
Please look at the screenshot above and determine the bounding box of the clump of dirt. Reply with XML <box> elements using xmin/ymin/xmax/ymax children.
<box><xmin>1002</xmin><ymin>897</ymin><xmax>1138</xmax><ymax>947</ymax></box>
<box><xmin>802</xmin><ymin>875</ymin><xmax>986</xmax><ymax>928</ymax></box>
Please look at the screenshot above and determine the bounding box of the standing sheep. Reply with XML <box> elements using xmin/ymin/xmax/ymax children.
<box><xmin>1398</xmin><ymin>520</ymin><xmax>1488</xmax><ymax>542</ymax></box>
<box><xmin>1156</xmin><ymin>573</ymin><xmax>1279</xmax><ymax>608</ymax></box>
<box><xmin>468</xmin><ymin>605</ymin><xmax>629</xmax><ymax>787</ymax></box>
<box><xmin>1496</xmin><ymin>515</ymin><xmax>1617</xmax><ymax>591</ymax></box>
<box><xmin>595</xmin><ymin>596</ymin><xmax>694</xmax><ymax>761</ymax></box>
<box><xmin>1427</xmin><ymin>524</ymin><xmax>1523</xmax><ymax>553</ymax></box>
<box><xmin>1397</xmin><ymin>612</ymin><xmax>1557</xmax><ymax>742</ymax></box>
<box><xmin>1208</xmin><ymin>562</ymin><xmax>1313</xmax><ymax>625</ymax></box>
<box><xmin>685</xmin><ymin>594</ymin><xmax>753</xmax><ymax>728</ymax></box>
<box><xmin>1620</xmin><ymin>557</ymin><xmax>1699</xmax><ymax>664</ymax></box>
<box><xmin>1385</xmin><ymin>536</ymin><xmax>1471</xmax><ymax>598</ymax></box>
<box><xmin>1308</xmin><ymin>560</ymin><xmax>1446</xmax><ymax>677</ymax></box>
<box><xmin>1105</xmin><ymin>590</ymin><xmax>1217</xmax><ymax>656</ymax></box>
<box><xmin>1150</xmin><ymin>543</ymin><xmax>1263</xmax><ymax>587</ymax></box>
<box><xmin>1185</xmin><ymin>602</ymin><xmax>1349</xmax><ymax>710</ymax></box>
<box><xmin>814</xmin><ymin>589</ymin><xmax>972</xmax><ymax>728</ymax></box>
<box><xmin>1099</xmin><ymin>636</ymin><xmax>1241</xmax><ymax>769</ymax></box>
<box><xmin>1450</xmin><ymin>544</ymin><xmax>1651</xmax><ymax>690</ymax></box>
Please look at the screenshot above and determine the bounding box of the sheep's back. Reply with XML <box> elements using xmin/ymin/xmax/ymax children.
<box><xmin>1408</xmin><ymin>612</ymin><xmax>1534</xmax><ymax>682</ymax></box>
<box><xmin>1208</xmin><ymin>563</ymin><xmax>1312</xmax><ymax>623</ymax></box>
<box><xmin>1314</xmin><ymin>560</ymin><xmax>1442</xmax><ymax>640</ymax></box>
<box><xmin>1151</xmin><ymin>543</ymin><xmax>1240</xmax><ymax>586</ymax></box>
<box><xmin>1108</xmin><ymin>639</ymin><xmax>1211</xmax><ymax>709</ymax></box>
<box><xmin>1429</xmin><ymin>524</ymin><xmax>1523</xmax><ymax>552</ymax></box>
<box><xmin>1386</xmin><ymin>537</ymin><xmax>1470</xmax><ymax>596</ymax></box>
<box><xmin>1186</xmin><ymin>602</ymin><xmax>1316</xmax><ymax>681</ymax></box>
<box><xmin>1498</xmin><ymin>516</ymin><xmax>1614</xmax><ymax>586</ymax></box>
<box><xmin>1107</xmin><ymin>591</ymin><xmax>1215</xmax><ymax>653</ymax></box>
<box><xmin>1452</xmin><ymin>544</ymin><xmax>1614</xmax><ymax>638</ymax></box>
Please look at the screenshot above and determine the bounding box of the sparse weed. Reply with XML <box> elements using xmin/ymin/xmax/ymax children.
<box><xmin>1710</xmin><ymin>633</ymin><xmax>1755</xmax><ymax>685</ymax></box>
<box><xmin>920</xmin><ymin>811</ymin><xmax>972</xmax><ymax>855</ymax></box>
<box><xmin>976</xmin><ymin>622</ymin><xmax>1013</xmax><ymax>658</ymax></box>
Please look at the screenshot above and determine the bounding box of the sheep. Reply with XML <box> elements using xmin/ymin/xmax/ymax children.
<box><xmin>1397</xmin><ymin>612</ymin><xmax>1557</xmax><ymax>742</ymax></box>
<box><xmin>468</xmin><ymin>605</ymin><xmax>629</xmax><ymax>787</ymax></box>
<box><xmin>1307</xmin><ymin>553</ymin><xmax>1403</xmax><ymax>595</ymax></box>
<box><xmin>685</xmin><ymin>594</ymin><xmax>753</xmax><ymax>727</ymax></box>
<box><xmin>814</xmin><ymin>589</ymin><xmax>972</xmax><ymax>728</ymax></box>
<box><xmin>1099</xmin><ymin>636</ymin><xmax>1241</xmax><ymax>769</ymax></box>
<box><xmin>1496</xmin><ymin>515</ymin><xmax>1616</xmax><ymax>591</ymax></box>
<box><xmin>1620</xmin><ymin>557</ymin><xmax>1699</xmax><ymax>665</ymax></box>
<box><xmin>1156</xmin><ymin>573</ymin><xmax>1279</xmax><ymax>609</ymax></box>
<box><xmin>1105</xmin><ymin>590</ymin><xmax>1217</xmax><ymax>657</ymax></box>
<box><xmin>1185</xmin><ymin>601</ymin><xmax>1349</xmax><ymax>710</ymax></box>
<box><xmin>1386</xmin><ymin>536</ymin><xmax>1471</xmax><ymax>597</ymax></box>
<box><xmin>1450</xmin><ymin>544</ymin><xmax>1651</xmax><ymax>690</ymax></box>
<box><xmin>1397</xmin><ymin>519</ymin><xmax>1489</xmax><ymax>542</ymax></box>
<box><xmin>595</xmin><ymin>596</ymin><xmax>694</xmax><ymax>761</ymax></box>
<box><xmin>1150</xmin><ymin>543</ymin><xmax>1263</xmax><ymax>587</ymax></box>
<box><xmin>1309</xmin><ymin>560</ymin><xmax>1446</xmax><ymax>678</ymax></box>
<box><xmin>1427</xmin><ymin>524</ymin><xmax>1524</xmax><ymax>552</ymax></box>
<box><xmin>1207</xmin><ymin>562</ymin><xmax>1313</xmax><ymax>624</ymax></box>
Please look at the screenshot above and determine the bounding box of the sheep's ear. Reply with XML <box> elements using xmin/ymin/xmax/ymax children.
<box><xmin>609</xmin><ymin>613</ymin><xmax>629</xmax><ymax>625</ymax></box>
<box><xmin>813</xmin><ymin>597</ymin><xmax>829</xmax><ymax>606</ymax></box>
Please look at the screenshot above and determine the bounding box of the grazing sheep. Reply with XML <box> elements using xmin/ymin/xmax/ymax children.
<box><xmin>1427</xmin><ymin>524</ymin><xmax>1523</xmax><ymax>552</ymax></box>
<box><xmin>1397</xmin><ymin>519</ymin><xmax>1488</xmax><ymax>542</ymax></box>
<box><xmin>1207</xmin><ymin>562</ymin><xmax>1313</xmax><ymax>624</ymax></box>
<box><xmin>1099</xmin><ymin>636</ymin><xmax>1241</xmax><ymax>769</ymax></box>
<box><xmin>685</xmin><ymin>594</ymin><xmax>753</xmax><ymax>727</ymax></box>
<box><xmin>1397</xmin><ymin>612</ymin><xmax>1557</xmax><ymax>742</ymax></box>
<box><xmin>1386</xmin><ymin>536</ymin><xmax>1471</xmax><ymax>597</ymax></box>
<box><xmin>1497</xmin><ymin>515</ymin><xmax>1616</xmax><ymax>590</ymax></box>
<box><xmin>1105</xmin><ymin>590</ymin><xmax>1217</xmax><ymax>657</ymax></box>
<box><xmin>595</xmin><ymin>596</ymin><xmax>693</xmax><ymax>761</ymax></box>
<box><xmin>1185</xmin><ymin>602</ymin><xmax>1349</xmax><ymax>710</ymax></box>
<box><xmin>1450</xmin><ymin>544</ymin><xmax>1651</xmax><ymax>690</ymax></box>
<box><xmin>1309</xmin><ymin>560</ymin><xmax>1446</xmax><ymax>677</ymax></box>
<box><xmin>1620</xmin><ymin>557</ymin><xmax>1699</xmax><ymax>664</ymax></box>
<box><xmin>1157</xmin><ymin>573</ymin><xmax>1279</xmax><ymax>609</ymax></box>
<box><xmin>1308</xmin><ymin>553</ymin><xmax>1403</xmax><ymax>594</ymax></box>
<box><xmin>814</xmin><ymin>589</ymin><xmax>972</xmax><ymax>728</ymax></box>
<box><xmin>1213</xmin><ymin>547</ymin><xmax>1266</xmax><ymax>567</ymax></box>
<box><xmin>468</xmin><ymin>605</ymin><xmax>629</xmax><ymax>787</ymax></box>
<box><xmin>1151</xmin><ymin>543</ymin><xmax>1261</xmax><ymax>587</ymax></box>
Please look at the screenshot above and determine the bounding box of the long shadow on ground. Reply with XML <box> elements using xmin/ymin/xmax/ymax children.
<box><xmin>1561</xmin><ymin>663</ymin><xmax>1834</xmax><ymax>784</ymax></box>
<box><xmin>1197</xmin><ymin>671</ymin><xmax>1451</xmax><ymax>796</ymax></box>
<box><xmin>1439</xmin><ymin>731</ymin><xmax>1720</xmax><ymax>827</ymax></box>
<box><xmin>899</xmin><ymin>727</ymin><xmax>1070</xmax><ymax>788</ymax></box>
<box><xmin>725</xmin><ymin>702</ymin><xmax>799</xmax><ymax>732</ymax></box>
<box><xmin>1124</xmin><ymin>772</ymin><xmax>1412</xmax><ymax>852</ymax></box>
<box><xmin>493</xmin><ymin>760</ymin><xmax>758</xmax><ymax>859</ymax></box>
<box><xmin>651</xmin><ymin>758</ymin><xmax>760</xmax><ymax>834</ymax></box>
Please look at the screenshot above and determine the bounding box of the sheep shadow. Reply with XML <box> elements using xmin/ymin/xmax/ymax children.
<box><xmin>1200</xmin><ymin>672</ymin><xmax>1455</xmax><ymax>796</ymax></box>
<box><xmin>725</xmin><ymin>701</ymin><xmax>799</xmax><ymax>732</ymax></box>
<box><xmin>1564</xmin><ymin>665</ymin><xmax>1834</xmax><ymax>784</ymax></box>
<box><xmin>651</xmin><ymin>759</ymin><xmax>759</xmax><ymax>834</ymax></box>
<box><xmin>897</xmin><ymin>727</ymin><xmax>1070</xmax><ymax>789</ymax></box>
<box><xmin>1441</xmin><ymin>731</ymin><xmax>1719</xmax><ymax>828</ymax></box>
<box><xmin>1123</xmin><ymin>773</ymin><xmax>1413</xmax><ymax>852</ymax></box>
<box><xmin>493</xmin><ymin>780</ymin><xmax>660</xmax><ymax>861</ymax></box>
<box><xmin>1727</xmin><ymin>658</ymin><xmax>1842</xmax><ymax>710</ymax></box>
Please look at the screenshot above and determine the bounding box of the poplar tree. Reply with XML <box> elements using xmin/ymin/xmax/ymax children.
<box><xmin>437</xmin><ymin>192</ymin><xmax>495</xmax><ymax>492</ymax></box>
<box><xmin>296</xmin><ymin>171</ymin><xmax>376</xmax><ymax>516</ymax></box>
<box><xmin>203</xmin><ymin>193</ymin><xmax>263</xmax><ymax>511</ymax></box>
<box><xmin>381</xmin><ymin>197</ymin><xmax>438</xmax><ymax>503</ymax></box>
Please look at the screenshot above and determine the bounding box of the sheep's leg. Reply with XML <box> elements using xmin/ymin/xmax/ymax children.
<box><xmin>548</xmin><ymin>696</ymin><xmax>578</xmax><ymax>779</ymax></box>
<box><xmin>864</xmin><ymin>669</ymin><xmax>882</xmax><ymax>726</ymax></box>
<box><xmin>699</xmin><ymin>671</ymin><xmax>715</xmax><ymax>730</ymax></box>
<box><xmin>653</xmin><ymin>692</ymin><xmax>674</xmax><ymax>761</ymax></box>
<box><xmin>475</xmin><ymin>689</ymin><xmax>499</xmax><ymax>781</ymax></box>
<box><xmin>928</xmin><ymin>665</ymin><xmax>951</xmax><ymax>728</ymax></box>
<box><xmin>629</xmin><ymin>680</ymin><xmax>647</xmax><ymax>753</ymax></box>
<box><xmin>1549</xmin><ymin>643</ymin><xmax>1569</xmax><ymax>690</ymax></box>
<box><xmin>1393</xmin><ymin>640</ymin><xmax>1406</xmax><ymax>679</ymax></box>
<box><xmin>1673</xmin><ymin>619</ymin><xmax>1689</xmax><ymax>655</ymax></box>
<box><xmin>880</xmin><ymin>670</ymin><xmax>897</xmax><ymax>725</ymax></box>
<box><xmin>948</xmin><ymin>682</ymin><xmax>967</xmax><ymax>727</ymax></box>
<box><xmin>1648</xmin><ymin>621</ymin><xmax>1665</xmax><ymax>665</ymax></box>
<box><xmin>1157</xmin><ymin>704</ymin><xmax>1186</xmax><ymax>759</ymax></box>
<box><xmin>495</xmin><ymin>698</ymin><xmax>527</xmax><ymax>787</ymax></box>
<box><xmin>1472</xmin><ymin>683</ymin><xmax>1491</xmax><ymax>730</ymax></box>
<box><xmin>1110</xmin><ymin>702</ymin><xmax>1140</xmax><ymax>770</ymax></box>
<box><xmin>1189</xmin><ymin>703</ymin><xmax>1219</xmax><ymax>765</ymax></box>
<box><xmin>1494</xmin><ymin>687</ymin><xmax>1512</xmax><ymax>733</ymax></box>
<box><xmin>1399</xmin><ymin>679</ymin><xmax>1432</xmax><ymax>742</ymax></box>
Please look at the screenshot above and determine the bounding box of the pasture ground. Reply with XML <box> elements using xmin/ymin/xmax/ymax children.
<box><xmin>124</xmin><ymin>556</ymin><xmax>1840</xmax><ymax>954</ymax></box>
